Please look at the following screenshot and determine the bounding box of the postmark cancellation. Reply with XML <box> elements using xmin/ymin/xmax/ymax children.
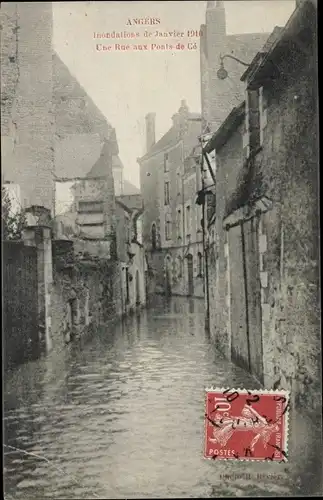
<box><xmin>204</xmin><ymin>388</ymin><xmax>290</xmax><ymax>462</ymax></box>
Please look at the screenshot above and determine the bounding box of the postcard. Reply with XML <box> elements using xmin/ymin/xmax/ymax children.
<box><xmin>2</xmin><ymin>1</ymin><xmax>321</xmax><ymax>498</ymax></box>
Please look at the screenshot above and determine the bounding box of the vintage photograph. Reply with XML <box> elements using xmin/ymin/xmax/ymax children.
<box><xmin>1</xmin><ymin>1</ymin><xmax>321</xmax><ymax>498</ymax></box>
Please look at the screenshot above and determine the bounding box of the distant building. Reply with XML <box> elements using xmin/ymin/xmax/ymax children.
<box><xmin>116</xmin><ymin>195</ymin><xmax>146</xmax><ymax>314</ymax></box>
<box><xmin>138</xmin><ymin>100</ymin><xmax>203</xmax><ymax>297</ymax></box>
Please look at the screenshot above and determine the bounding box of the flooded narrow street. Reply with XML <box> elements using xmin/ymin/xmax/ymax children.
<box><xmin>3</xmin><ymin>297</ymin><xmax>317</xmax><ymax>498</ymax></box>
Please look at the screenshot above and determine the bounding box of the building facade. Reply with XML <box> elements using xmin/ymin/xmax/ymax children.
<box><xmin>200</xmin><ymin>1</ymin><xmax>270</xmax><ymax>134</ymax></box>
<box><xmin>1</xmin><ymin>2</ymin><xmax>55</xmax><ymax>212</ymax></box>
<box><xmin>204</xmin><ymin>0</ymin><xmax>319</xmax><ymax>416</ymax></box>
<box><xmin>138</xmin><ymin>101</ymin><xmax>204</xmax><ymax>297</ymax></box>
<box><xmin>116</xmin><ymin>195</ymin><xmax>146</xmax><ymax>315</ymax></box>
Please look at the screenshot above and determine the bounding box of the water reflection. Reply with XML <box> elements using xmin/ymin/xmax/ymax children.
<box><xmin>3</xmin><ymin>296</ymin><xmax>319</xmax><ymax>499</ymax></box>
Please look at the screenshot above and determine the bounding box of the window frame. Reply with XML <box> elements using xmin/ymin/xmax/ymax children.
<box><xmin>164</xmin><ymin>152</ymin><xmax>169</xmax><ymax>172</ymax></box>
<box><xmin>186</xmin><ymin>205</ymin><xmax>191</xmax><ymax>236</ymax></box>
<box><xmin>164</xmin><ymin>181</ymin><xmax>170</xmax><ymax>205</ymax></box>
<box><xmin>165</xmin><ymin>213</ymin><xmax>172</xmax><ymax>241</ymax></box>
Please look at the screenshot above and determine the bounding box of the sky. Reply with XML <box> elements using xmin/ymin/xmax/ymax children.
<box><xmin>53</xmin><ymin>1</ymin><xmax>296</xmax><ymax>189</ymax></box>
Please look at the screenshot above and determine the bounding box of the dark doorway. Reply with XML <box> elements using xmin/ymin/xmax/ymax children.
<box><xmin>151</xmin><ymin>223</ymin><xmax>157</xmax><ymax>251</ymax></box>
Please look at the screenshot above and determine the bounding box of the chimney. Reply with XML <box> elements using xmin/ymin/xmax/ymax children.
<box><xmin>206</xmin><ymin>0</ymin><xmax>226</xmax><ymax>36</ymax></box>
<box><xmin>145</xmin><ymin>113</ymin><xmax>156</xmax><ymax>152</ymax></box>
<box><xmin>179</xmin><ymin>99</ymin><xmax>189</xmax><ymax>116</ymax></box>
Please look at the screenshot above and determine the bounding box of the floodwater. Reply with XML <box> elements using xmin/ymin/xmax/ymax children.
<box><xmin>3</xmin><ymin>296</ymin><xmax>321</xmax><ymax>498</ymax></box>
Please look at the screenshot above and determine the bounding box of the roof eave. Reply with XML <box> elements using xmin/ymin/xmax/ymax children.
<box><xmin>204</xmin><ymin>102</ymin><xmax>245</xmax><ymax>154</ymax></box>
<box><xmin>241</xmin><ymin>0</ymin><xmax>313</xmax><ymax>88</ymax></box>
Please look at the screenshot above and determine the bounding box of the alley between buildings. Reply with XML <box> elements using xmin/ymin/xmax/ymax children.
<box><xmin>4</xmin><ymin>297</ymin><xmax>318</xmax><ymax>499</ymax></box>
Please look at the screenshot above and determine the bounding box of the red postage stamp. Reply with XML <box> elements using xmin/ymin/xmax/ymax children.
<box><xmin>204</xmin><ymin>388</ymin><xmax>290</xmax><ymax>462</ymax></box>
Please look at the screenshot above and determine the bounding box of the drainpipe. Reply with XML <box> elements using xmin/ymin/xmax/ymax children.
<box><xmin>199</xmin><ymin>140</ymin><xmax>210</xmax><ymax>332</ymax></box>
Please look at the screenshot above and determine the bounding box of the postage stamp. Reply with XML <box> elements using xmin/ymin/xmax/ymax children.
<box><xmin>204</xmin><ymin>388</ymin><xmax>290</xmax><ymax>462</ymax></box>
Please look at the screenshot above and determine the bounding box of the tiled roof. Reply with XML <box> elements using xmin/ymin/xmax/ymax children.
<box><xmin>87</xmin><ymin>141</ymin><xmax>114</xmax><ymax>179</ymax></box>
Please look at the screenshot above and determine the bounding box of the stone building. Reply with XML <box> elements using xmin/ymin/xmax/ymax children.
<box><xmin>1</xmin><ymin>2</ymin><xmax>55</xmax><ymax>211</ymax></box>
<box><xmin>0</xmin><ymin>1</ymin><xmax>125</xmax><ymax>215</ymax></box>
<box><xmin>204</xmin><ymin>0</ymin><xmax>319</xmax><ymax>415</ymax></box>
<box><xmin>116</xmin><ymin>195</ymin><xmax>146</xmax><ymax>315</ymax></box>
<box><xmin>1</xmin><ymin>2</ymin><xmax>130</xmax><ymax>358</ymax></box>
<box><xmin>200</xmin><ymin>1</ymin><xmax>270</xmax><ymax>134</ymax></box>
<box><xmin>138</xmin><ymin>101</ymin><xmax>204</xmax><ymax>297</ymax></box>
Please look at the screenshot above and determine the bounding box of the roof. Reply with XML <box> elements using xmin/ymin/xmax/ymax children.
<box><xmin>116</xmin><ymin>194</ymin><xmax>143</xmax><ymax>212</ymax></box>
<box><xmin>123</xmin><ymin>180</ymin><xmax>140</xmax><ymax>195</ymax></box>
<box><xmin>53</xmin><ymin>52</ymin><xmax>113</xmax><ymax>140</ymax></box>
<box><xmin>112</xmin><ymin>156</ymin><xmax>124</xmax><ymax>170</ymax></box>
<box><xmin>241</xmin><ymin>0</ymin><xmax>316</xmax><ymax>88</ymax></box>
<box><xmin>139</xmin><ymin>111</ymin><xmax>201</xmax><ymax>161</ymax></box>
<box><xmin>141</xmin><ymin>127</ymin><xmax>178</xmax><ymax>160</ymax></box>
<box><xmin>204</xmin><ymin>102</ymin><xmax>245</xmax><ymax>153</ymax></box>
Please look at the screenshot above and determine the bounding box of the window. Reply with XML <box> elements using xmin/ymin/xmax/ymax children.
<box><xmin>177</xmin><ymin>209</ymin><xmax>182</xmax><ymax>239</ymax></box>
<box><xmin>78</xmin><ymin>201</ymin><xmax>104</xmax><ymax>213</ymax></box>
<box><xmin>151</xmin><ymin>223</ymin><xmax>157</xmax><ymax>250</ymax></box>
<box><xmin>164</xmin><ymin>181</ymin><xmax>170</xmax><ymax>205</ymax></box>
<box><xmin>177</xmin><ymin>256</ymin><xmax>183</xmax><ymax>279</ymax></box>
<box><xmin>164</xmin><ymin>153</ymin><xmax>169</xmax><ymax>172</ymax></box>
<box><xmin>165</xmin><ymin>213</ymin><xmax>172</xmax><ymax>240</ymax></box>
<box><xmin>176</xmin><ymin>172</ymin><xmax>181</xmax><ymax>195</ymax></box>
<box><xmin>186</xmin><ymin>205</ymin><xmax>191</xmax><ymax>235</ymax></box>
<box><xmin>198</xmin><ymin>252</ymin><xmax>203</xmax><ymax>277</ymax></box>
<box><xmin>196</xmin><ymin>205</ymin><xmax>202</xmax><ymax>233</ymax></box>
<box><xmin>125</xmin><ymin>267</ymin><xmax>130</xmax><ymax>304</ymax></box>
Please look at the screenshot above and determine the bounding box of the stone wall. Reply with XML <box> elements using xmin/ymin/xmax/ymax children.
<box><xmin>208</xmin><ymin>3</ymin><xmax>319</xmax><ymax>414</ymax></box>
<box><xmin>51</xmin><ymin>239</ymin><xmax>122</xmax><ymax>346</ymax></box>
<box><xmin>1</xmin><ymin>2</ymin><xmax>54</xmax><ymax>212</ymax></box>
<box><xmin>208</xmin><ymin>120</ymin><xmax>245</xmax><ymax>356</ymax></box>
<box><xmin>73</xmin><ymin>177</ymin><xmax>116</xmax><ymax>240</ymax></box>
<box><xmin>252</xmin><ymin>39</ymin><xmax>320</xmax><ymax>412</ymax></box>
